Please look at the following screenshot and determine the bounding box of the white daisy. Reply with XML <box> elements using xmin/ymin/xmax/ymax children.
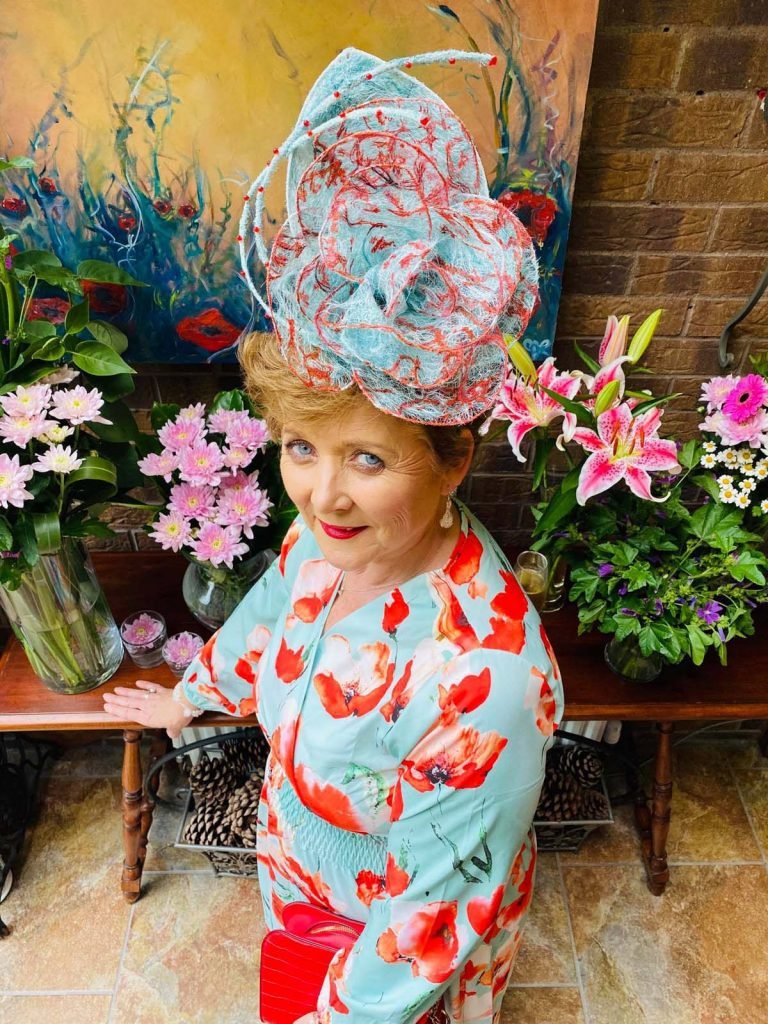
<box><xmin>702</xmin><ymin>441</ymin><xmax>717</xmax><ymax>453</ymax></box>
<box><xmin>740</xmin><ymin>478</ymin><xmax>757</xmax><ymax>493</ymax></box>
<box><xmin>700</xmin><ymin>453</ymin><xmax>717</xmax><ymax>469</ymax></box>
<box><xmin>719</xmin><ymin>485</ymin><xmax>737</xmax><ymax>503</ymax></box>
<box><xmin>716</xmin><ymin>474</ymin><xmax>734</xmax><ymax>486</ymax></box>
<box><xmin>734</xmin><ymin>492</ymin><xmax>751</xmax><ymax>508</ymax></box>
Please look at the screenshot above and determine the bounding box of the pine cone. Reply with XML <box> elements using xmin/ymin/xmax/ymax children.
<box><xmin>535</xmin><ymin>766</ymin><xmax>583</xmax><ymax>822</ymax></box>
<box><xmin>220</xmin><ymin>729</ymin><xmax>270</xmax><ymax>781</ymax></box>
<box><xmin>225</xmin><ymin>774</ymin><xmax>263</xmax><ymax>847</ymax></box>
<box><xmin>550</xmin><ymin>745</ymin><xmax>604</xmax><ymax>787</ymax></box>
<box><xmin>188</xmin><ymin>753</ymin><xmax>241</xmax><ymax>806</ymax></box>
<box><xmin>183</xmin><ymin>801</ymin><xmax>236</xmax><ymax>847</ymax></box>
<box><xmin>579</xmin><ymin>787</ymin><xmax>610</xmax><ymax>821</ymax></box>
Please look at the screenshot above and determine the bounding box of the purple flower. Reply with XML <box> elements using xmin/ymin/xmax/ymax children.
<box><xmin>618</xmin><ymin>582</ymin><xmax>628</xmax><ymax>596</ymax></box>
<box><xmin>1</xmin><ymin>337</ymin><xmax>10</xmax><ymax>346</ymax></box>
<box><xmin>696</xmin><ymin>600</ymin><xmax>723</xmax><ymax>625</ymax></box>
<box><xmin>620</xmin><ymin>608</ymin><xmax>638</xmax><ymax>617</ymax></box>
<box><xmin>654</xmin><ymin>599</ymin><xmax>664</xmax><ymax>615</ymax></box>
<box><xmin>598</xmin><ymin>563</ymin><xmax>614</xmax><ymax>577</ymax></box>
<box><xmin>717</xmin><ymin>626</ymin><xmax>726</xmax><ymax>642</ymax></box>
<box><xmin>4</xmin><ymin>256</ymin><xmax>11</xmax><ymax>270</ymax></box>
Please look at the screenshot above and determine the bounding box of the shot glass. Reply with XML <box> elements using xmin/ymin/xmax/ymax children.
<box><xmin>120</xmin><ymin>610</ymin><xmax>167</xmax><ymax>669</ymax></box>
<box><xmin>162</xmin><ymin>631</ymin><xmax>205</xmax><ymax>677</ymax></box>
<box><xmin>514</xmin><ymin>550</ymin><xmax>549</xmax><ymax>612</ymax></box>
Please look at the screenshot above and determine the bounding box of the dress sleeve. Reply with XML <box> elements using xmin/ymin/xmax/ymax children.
<box><xmin>319</xmin><ymin>641</ymin><xmax>563</xmax><ymax>1024</ymax></box>
<box><xmin>179</xmin><ymin>518</ymin><xmax>304</xmax><ymax>716</ymax></box>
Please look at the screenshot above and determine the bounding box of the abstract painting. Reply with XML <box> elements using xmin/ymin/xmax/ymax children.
<box><xmin>0</xmin><ymin>0</ymin><xmax>599</xmax><ymax>362</ymax></box>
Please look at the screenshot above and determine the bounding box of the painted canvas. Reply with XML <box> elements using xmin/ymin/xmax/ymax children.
<box><xmin>0</xmin><ymin>1</ymin><xmax>599</xmax><ymax>363</ymax></box>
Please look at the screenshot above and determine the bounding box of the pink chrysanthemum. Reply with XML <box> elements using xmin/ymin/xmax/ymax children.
<box><xmin>191</xmin><ymin>522</ymin><xmax>249</xmax><ymax>568</ymax></box>
<box><xmin>224</xmin><ymin>414</ymin><xmax>270</xmax><ymax>452</ymax></box>
<box><xmin>721</xmin><ymin>374</ymin><xmax>768</xmax><ymax>424</ymax></box>
<box><xmin>207</xmin><ymin>409</ymin><xmax>237</xmax><ymax>435</ymax></box>
<box><xmin>158</xmin><ymin>416</ymin><xmax>206</xmax><ymax>452</ymax></box>
<box><xmin>50</xmin><ymin>385</ymin><xmax>106</xmax><ymax>425</ymax></box>
<box><xmin>121</xmin><ymin>612</ymin><xmax>164</xmax><ymax>646</ymax></box>
<box><xmin>222</xmin><ymin>445</ymin><xmax>253</xmax><ymax>471</ymax></box>
<box><xmin>168</xmin><ymin>483</ymin><xmax>217</xmax><ymax>520</ymax></box>
<box><xmin>163</xmin><ymin>631</ymin><xmax>204</xmax><ymax>670</ymax></box>
<box><xmin>0</xmin><ymin>452</ymin><xmax>35</xmax><ymax>509</ymax></box>
<box><xmin>700</xmin><ymin>409</ymin><xmax>768</xmax><ymax>449</ymax></box>
<box><xmin>177</xmin><ymin>403</ymin><xmax>207</xmax><ymax>422</ymax></box>
<box><xmin>148</xmin><ymin>511</ymin><xmax>193</xmax><ymax>553</ymax></box>
<box><xmin>216</xmin><ymin>486</ymin><xmax>272</xmax><ymax>539</ymax></box>
<box><xmin>138</xmin><ymin>451</ymin><xmax>180</xmax><ymax>482</ymax></box>
<box><xmin>218</xmin><ymin>470</ymin><xmax>257</xmax><ymax>496</ymax></box>
<box><xmin>178</xmin><ymin>441</ymin><xmax>226</xmax><ymax>486</ymax></box>
<box><xmin>0</xmin><ymin>413</ymin><xmax>54</xmax><ymax>447</ymax></box>
<box><xmin>700</xmin><ymin>375</ymin><xmax>738</xmax><ymax>412</ymax></box>
<box><xmin>0</xmin><ymin>383</ymin><xmax>51</xmax><ymax>418</ymax></box>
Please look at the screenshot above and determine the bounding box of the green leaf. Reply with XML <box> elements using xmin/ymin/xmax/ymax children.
<box><xmin>532</xmin><ymin>484</ymin><xmax>578</xmax><ymax>540</ymax></box>
<box><xmin>76</xmin><ymin>260</ymin><xmax>147</xmax><ymax>288</ymax></box>
<box><xmin>150</xmin><ymin>402</ymin><xmax>181</xmax><ymax>432</ymax></box>
<box><xmin>628</xmin><ymin>392</ymin><xmax>682</xmax><ymax>417</ymax></box>
<box><xmin>72</xmin><ymin>340</ymin><xmax>135</xmax><ymax>377</ymax></box>
<box><xmin>21</xmin><ymin>265</ymin><xmax>81</xmax><ymax>291</ymax></box>
<box><xmin>539</xmin><ymin>385</ymin><xmax>592</xmax><ymax>426</ymax></box>
<box><xmin>85</xmin><ymin>320</ymin><xmax>128</xmax><ymax>354</ymax></box>
<box><xmin>531</xmin><ymin>437</ymin><xmax>555</xmax><ymax>493</ymax></box>
<box><xmin>574</xmin><ymin>343</ymin><xmax>600</xmax><ymax>374</ymax></box>
<box><xmin>0</xmin><ymin>516</ymin><xmax>13</xmax><ymax>551</ymax></box>
<box><xmin>65</xmin><ymin>298</ymin><xmax>90</xmax><ymax>335</ymax></box>
<box><xmin>97</xmin><ymin>372</ymin><xmax>135</xmax><ymax>401</ymax></box>
<box><xmin>20</xmin><ymin>320</ymin><xmax>58</xmax><ymax>341</ymax></box>
<box><xmin>64</xmin><ymin>455</ymin><xmax>118</xmax><ymax>503</ymax></box>
<box><xmin>685</xmin><ymin>623</ymin><xmax>707</xmax><ymax>666</ymax></box>
<box><xmin>32</xmin><ymin>511</ymin><xmax>61</xmax><ymax>554</ymax></box>
<box><xmin>679</xmin><ymin>439</ymin><xmax>700</xmax><ymax>471</ymax></box>
<box><xmin>11</xmin><ymin>249</ymin><xmax>62</xmax><ymax>272</ymax></box>
<box><xmin>209</xmin><ymin>389</ymin><xmax>246</xmax><ymax>414</ymax></box>
<box><xmin>25</xmin><ymin>335</ymin><xmax>65</xmax><ymax>362</ymax></box>
<box><xmin>14</xmin><ymin>516</ymin><xmax>39</xmax><ymax>568</ymax></box>
<box><xmin>86</xmin><ymin>399</ymin><xmax>141</xmax><ymax>443</ymax></box>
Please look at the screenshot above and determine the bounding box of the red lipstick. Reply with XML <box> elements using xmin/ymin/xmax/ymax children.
<box><xmin>319</xmin><ymin>521</ymin><xmax>367</xmax><ymax>539</ymax></box>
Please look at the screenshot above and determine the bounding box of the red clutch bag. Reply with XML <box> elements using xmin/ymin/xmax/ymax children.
<box><xmin>259</xmin><ymin>902</ymin><xmax>364</xmax><ymax>1024</ymax></box>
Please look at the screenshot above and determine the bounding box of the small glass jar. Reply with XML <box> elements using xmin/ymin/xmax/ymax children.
<box><xmin>162</xmin><ymin>631</ymin><xmax>205</xmax><ymax>677</ymax></box>
<box><xmin>120</xmin><ymin>610</ymin><xmax>167</xmax><ymax>669</ymax></box>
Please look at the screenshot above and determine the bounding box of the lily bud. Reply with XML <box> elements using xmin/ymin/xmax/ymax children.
<box><xmin>627</xmin><ymin>308</ymin><xmax>663</xmax><ymax>365</ymax></box>
<box><xmin>598</xmin><ymin>314</ymin><xmax>630</xmax><ymax>366</ymax></box>
<box><xmin>505</xmin><ymin>336</ymin><xmax>537</xmax><ymax>382</ymax></box>
<box><xmin>593</xmin><ymin>379</ymin><xmax>621</xmax><ymax>417</ymax></box>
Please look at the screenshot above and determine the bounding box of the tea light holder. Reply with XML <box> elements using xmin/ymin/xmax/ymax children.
<box><xmin>162</xmin><ymin>631</ymin><xmax>205</xmax><ymax>677</ymax></box>
<box><xmin>120</xmin><ymin>610</ymin><xmax>167</xmax><ymax>668</ymax></box>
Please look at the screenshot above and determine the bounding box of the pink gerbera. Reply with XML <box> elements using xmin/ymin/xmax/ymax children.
<box><xmin>721</xmin><ymin>374</ymin><xmax>768</xmax><ymax>424</ymax></box>
<box><xmin>191</xmin><ymin>522</ymin><xmax>249</xmax><ymax>568</ymax></box>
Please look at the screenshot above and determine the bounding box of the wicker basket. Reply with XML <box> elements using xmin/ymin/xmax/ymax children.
<box><xmin>533</xmin><ymin>773</ymin><xmax>613</xmax><ymax>853</ymax></box>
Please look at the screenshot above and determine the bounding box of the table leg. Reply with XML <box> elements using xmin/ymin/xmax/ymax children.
<box><xmin>635</xmin><ymin>721</ymin><xmax>674</xmax><ymax>896</ymax></box>
<box><xmin>139</xmin><ymin>730</ymin><xmax>171</xmax><ymax>866</ymax></box>
<box><xmin>121</xmin><ymin>729</ymin><xmax>144</xmax><ymax>903</ymax></box>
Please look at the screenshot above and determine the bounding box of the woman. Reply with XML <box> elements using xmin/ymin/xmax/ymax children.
<box><xmin>104</xmin><ymin>46</ymin><xmax>564</xmax><ymax>1023</ymax></box>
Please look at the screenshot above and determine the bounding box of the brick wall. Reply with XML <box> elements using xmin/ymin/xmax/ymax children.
<box><xmin>467</xmin><ymin>0</ymin><xmax>768</xmax><ymax>551</ymax></box>
<box><xmin>113</xmin><ymin>0</ymin><xmax>768</xmax><ymax>556</ymax></box>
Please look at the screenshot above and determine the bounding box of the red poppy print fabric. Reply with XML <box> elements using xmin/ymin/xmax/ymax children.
<box><xmin>181</xmin><ymin>506</ymin><xmax>563</xmax><ymax>1022</ymax></box>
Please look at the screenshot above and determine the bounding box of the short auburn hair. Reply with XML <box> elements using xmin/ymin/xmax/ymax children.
<box><xmin>239</xmin><ymin>331</ymin><xmax>482</xmax><ymax>471</ymax></box>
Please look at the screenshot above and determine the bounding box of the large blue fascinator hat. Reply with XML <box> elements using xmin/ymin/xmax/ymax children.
<box><xmin>238</xmin><ymin>47</ymin><xmax>538</xmax><ymax>426</ymax></box>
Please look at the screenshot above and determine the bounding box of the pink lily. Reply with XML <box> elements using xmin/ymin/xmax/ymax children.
<box><xmin>572</xmin><ymin>404</ymin><xmax>680</xmax><ymax>505</ymax></box>
<box><xmin>598</xmin><ymin>314</ymin><xmax>630</xmax><ymax>366</ymax></box>
<box><xmin>489</xmin><ymin>358</ymin><xmax>581</xmax><ymax>462</ymax></box>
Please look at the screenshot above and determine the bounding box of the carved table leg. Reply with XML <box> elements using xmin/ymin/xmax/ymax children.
<box><xmin>637</xmin><ymin>721</ymin><xmax>674</xmax><ymax>896</ymax></box>
<box><xmin>121</xmin><ymin>729</ymin><xmax>144</xmax><ymax>903</ymax></box>
<box><xmin>139</xmin><ymin>730</ymin><xmax>171</xmax><ymax>867</ymax></box>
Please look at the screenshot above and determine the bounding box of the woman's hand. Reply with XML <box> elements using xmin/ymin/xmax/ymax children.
<box><xmin>292</xmin><ymin>1015</ymin><xmax>318</xmax><ymax>1024</ymax></box>
<box><xmin>102</xmin><ymin>680</ymin><xmax>193</xmax><ymax>739</ymax></box>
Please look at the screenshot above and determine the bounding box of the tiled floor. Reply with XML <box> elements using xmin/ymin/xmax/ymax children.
<box><xmin>1</xmin><ymin>731</ymin><xmax>768</xmax><ymax>1024</ymax></box>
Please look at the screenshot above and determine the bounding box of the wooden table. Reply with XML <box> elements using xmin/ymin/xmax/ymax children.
<box><xmin>1</xmin><ymin>553</ymin><xmax>766</xmax><ymax>901</ymax></box>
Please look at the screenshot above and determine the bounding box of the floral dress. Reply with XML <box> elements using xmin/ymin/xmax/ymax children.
<box><xmin>181</xmin><ymin>505</ymin><xmax>564</xmax><ymax>1024</ymax></box>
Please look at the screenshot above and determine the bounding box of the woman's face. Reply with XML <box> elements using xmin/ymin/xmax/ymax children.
<box><xmin>280</xmin><ymin>402</ymin><xmax>465</xmax><ymax>577</ymax></box>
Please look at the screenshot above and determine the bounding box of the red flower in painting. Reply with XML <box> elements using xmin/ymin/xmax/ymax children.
<box><xmin>0</xmin><ymin>195</ymin><xmax>29</xmax><ymax>217</ymax></box>
<box><xmin>82</xmin><ymin>280</ymin><xmax>127</xmax><ymax>315</ymax></box>
<box><xmin>275</xmin><ymin>638</ymin><xmax>305</xmax><ymax>682</ymax></box>
<box><xmin>38</xmin><ymin>176</ymin><xmax>57</xmax><ymax>195</ymax></box>
<box><xmin>26</xmin><ymin>297</ymin><xmax>70</xmax><ymax>323</ymax></box>
<box><xmin>382</xmin><ymin>587</ymin><xmax>409</xmax><ymax>635</ymax></box>
<box><xmin>177</xmin><ymin>203</ymin><xmax>197</xmax><ymax>218</ymax></box>
<box><xmin>402</xmin><ymin>713</ymin><xmax>507</xmax><ymax>792</ymax></box>
<box><xmin>377</xmin><ymin>901</ymin><xmax>459</xmax><ymax>983</ymax></box>
<box><xmin>176</xmin><ymin>309</ymin><xmax>242</xmax><ymax>353</ymax></box>
<box><xmin>437</xmin><ymin>667</ymin><xmax>491</xmax><ymax>715</ymax></box>
<box><xmin>117</xmin><ymin>213</ymin><xmax>136</xmax><ymax>231</ymax></box>
<box><xmin>497</xmin><ymin>189</ymin><xmax>558</xmax><ymax>246</ymax></box>
<box><xmin>153</xmin><ymin>198</ymin><xmax>173</xmax><ymax>215</ymax></box>
<box><xmin>313</xmin><ymin>637</ymin><xmax>393</xmax><ymax>718</ymax></box>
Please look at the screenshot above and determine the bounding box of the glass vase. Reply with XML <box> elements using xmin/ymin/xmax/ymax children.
<box><xmin>0</xmin><ymin>539</ymin><xmax>123</xmax><ymax>694</ymax></box>
<box><xmin>604</xmin><ymin>634</ymin><xmax>663</xmax><ymax>683</ymax></box>
<box><xmin>182</xmin><ymin>551</ymin><xmax>274</xmax><ymax>631</ymax></box>
<box><xmin>542</xmin><ymin>553</ymin><xmax>568</xmax><ymax>613</ymax></box>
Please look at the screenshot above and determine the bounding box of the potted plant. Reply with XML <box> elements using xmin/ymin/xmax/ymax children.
<box><xmin>485</xmin><ymin>313</ymin><xmax>768</xmax><ymax>679</ymax></box>
<box><xmin>139</xmin><ymin>390</ymin><xmax>295</xmax><ymax>630</ymax></box>
<box><xmin>0</xmin><ymin>191</ymin><xmax>147</xmax><ymax>693</ymax></box>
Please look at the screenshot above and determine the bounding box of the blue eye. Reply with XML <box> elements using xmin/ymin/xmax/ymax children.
<box><xmin>355</xmin><ymin>451</ymin><xmax>384</xmax><ymax>470</ymax></box>
<box><xmin>284</xmin><ymin>439</ymin><xmax>314</xmax><ymax>459</ymax></box>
